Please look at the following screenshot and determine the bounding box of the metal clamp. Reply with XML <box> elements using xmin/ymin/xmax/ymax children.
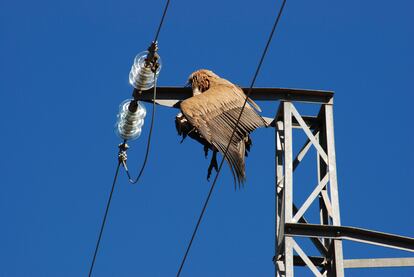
<box><xmin>118</xmin><ymin>142</ymin><xmax>129</xmax><ymax>169</ymax></box>
<box><xmin>145</xmin><ymin>41</ymin><xmax>161</xmax><ymax>74</ymax></box>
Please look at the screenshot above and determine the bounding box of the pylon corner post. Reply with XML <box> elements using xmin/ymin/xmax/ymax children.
<box><xmin>274</xmin><ymin>96</ymin><xmax>344</xmax><ymax>277</ymax></box>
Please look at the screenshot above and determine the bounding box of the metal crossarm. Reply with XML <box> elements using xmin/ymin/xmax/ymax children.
<box><xmin>134</xmin><ymin>87</ymin><xmax>334</xmax><ymax>108</ymax></box>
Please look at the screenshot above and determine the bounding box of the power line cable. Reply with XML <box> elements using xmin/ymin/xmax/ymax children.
<box><xmin>88</xmin><ymin>0</ymin><xmax>171</xmax><ymax>272</ymax></box>
<box><xmin>88</xmin><ymin>74</ymin><xmax>158</xmax><ymax>275</ymax></box>
<box><xmin>124</xmin><ymin>0</ymin><xmax>169</xmax><ymax>183</ymax></box>
<box><xmin>87</xmin><ymin>82</ymin><xmax>156</xmax><ymax>271</ymax></box>
<box><xmin>154</xmin><ymin>0</ymin><xmax>171</xmax><ymax>42</ymax></box>
<box><xmin>125</xmin><ymin>76</ymin><xmax>158</xmax><ymax>184</ymax></box>
<box><xmin>176</xmin><ymin>1</ymin><xmax>287</xmax><ymax>275</ymax></box>
<box><xmin>88</xmin><ymin>160</ymin><xmax>122</xmax><ymax>277</ymax></box>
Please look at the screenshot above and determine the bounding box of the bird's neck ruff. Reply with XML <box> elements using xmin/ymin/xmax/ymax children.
<box><xmin>191</xmin><ymin>70</ymin><xmax>235</xmax><ymax>95</ymax></box>
<box><xmin>192</xmin><ymin>73</ymin><xmax>210</xmax><ymax>93</ymax></box>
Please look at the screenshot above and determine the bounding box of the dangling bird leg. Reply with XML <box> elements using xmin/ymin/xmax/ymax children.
<box><xmin>180</xmin><ymin>134</ymin><xmax>187</xmax><ymax>144</ymax></box>
<box><xmin>180</xmin><ymin>127</ymin><xmax>197</xmax><ymax>144</ymax></box>
<box><xmin>204</xmin><ymin>145</ymin><xmax>209</xmax><ymax>158</ymax></box>
<box><xmin>187</xmin><ymin>127</ymin><xmax>196</xmax><ymax>135</ymax></box>
<box><xmin>207</xmin><ymin>150</ymin><xmax>219</xmax><ymax>181</ymax></box>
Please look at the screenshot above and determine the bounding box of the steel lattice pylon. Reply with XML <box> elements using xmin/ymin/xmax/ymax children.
<box><xmin>136</xmin><ymin>86</ymin><xmax>414</xmax><ymax>276</ymax></box>
<box><xmin>274</xmin><ymin>100</ymin><xmax>344</xmax><ymax>276</ymax></box>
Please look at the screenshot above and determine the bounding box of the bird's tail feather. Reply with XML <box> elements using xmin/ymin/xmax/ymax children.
<box><xmin>226</xmin><ymin>141</ymin><xmax>247</xmax><ymax>187</ymax></box>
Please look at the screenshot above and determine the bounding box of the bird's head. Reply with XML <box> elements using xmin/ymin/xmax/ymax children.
<box><xmin>187</xmin><ymin>69</ymin><xmax>219</xmax><ymax>94</ymax></box>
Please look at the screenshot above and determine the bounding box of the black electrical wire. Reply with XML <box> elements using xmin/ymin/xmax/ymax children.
<box><xmin>88</xmin><ymin>61</ymin><xmax>158</xmax><ymax>277</ymax></box>
<box><xmin>176</xmin><ymin>1</ymin><xmax>287</xmax><ymax>276</ymax></box>
<box><xmin>125</xmin><ymin>75</ymin><xmax>157</xmax><ymax>184</ymax></box>
<box><xmin>88</xmin><ymin>0</ymin><xmax>171</xmax><ymax>273</ymax></box>
<box><xmin>88</xmin><ymin>161</ymin><xmax>122</xmax><ymax>277</ymax></box>
<box><xmin>154</xmin><ymin>0</ymin><xmax>171</xmax><ymax>42</ymax></box>
<box><xmin>126</xmin><ymin>0</ymin><xmax>170</xmax><ymax>182</ymax></box>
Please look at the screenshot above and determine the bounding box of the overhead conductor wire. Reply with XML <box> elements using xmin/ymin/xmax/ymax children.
<box><xmin>125</xmin><ymin>75</ymin><xmax>158</xmax><ymax>184</ymax></box>
<box><xmin>176</xmin><ymin>0</ymin><xmax>287</xmax><ymax>276</ymax></box>
<box><xmin>154</xmin><ymin>0</ymin><xmax>171</xmax><ymax>42</ymax></box>
<box><xmin>88</xmin><ymin>0</ymin><xmax>171</xmax><ymax>275</ymax></box>
<box><xmin>126</xmin><ymin>0</ymin><xmax>169</xmax><ymax>183</ymax></box>
<box><xmin>88</xmin><ymin>160</ymin><xmax>122</xmax><ymax>277</ymax></box>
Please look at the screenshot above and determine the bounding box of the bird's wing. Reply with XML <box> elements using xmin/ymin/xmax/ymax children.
<box><xmin>235</xmin><ymin>84</ymin><xmax>262</xmax><ymax>112</ymax></box>
<box><xmin>180</xmin><ymin>84</ymin><xmax>265</xmax><ymax>184</ymax></box>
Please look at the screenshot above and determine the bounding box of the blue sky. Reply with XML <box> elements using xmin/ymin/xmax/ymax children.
<box><xmin>1</xmin><ymin>0</ymin><xmax>413</xmax><ymax>276</ymax></box>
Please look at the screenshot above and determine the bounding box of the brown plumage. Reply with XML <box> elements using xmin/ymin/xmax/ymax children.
<box><xmin>175</xmin><ymin>69</ymin><xmax>266</xmax><ymax>186</ymax></box>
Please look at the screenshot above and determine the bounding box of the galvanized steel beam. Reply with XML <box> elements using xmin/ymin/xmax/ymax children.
<box><xmin>285</xmin><ymin>223</ymin><xmax>414</xmax><ymax>252</ymax></box>
<box><xmin>343</xmin><ymin>258</ymin><xmax>414</xmax><ymax>268</ymax></box>
<box><xmin>135</xmin><ymin>87</ymin><xmax>334</xmax><ymax>108</ymax></box>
